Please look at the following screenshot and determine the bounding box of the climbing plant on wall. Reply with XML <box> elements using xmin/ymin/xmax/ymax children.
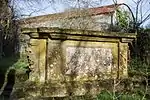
<box><xmin>116</xmin><ymin>8</ymin><xmax>132</xmax><ymax>32</ymax></box>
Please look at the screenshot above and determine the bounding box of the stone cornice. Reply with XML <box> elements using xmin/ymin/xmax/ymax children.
<box><xmin>22</xmin><ymin>27</ymin><xmax>136</xmax><ymax>43</ymax></box>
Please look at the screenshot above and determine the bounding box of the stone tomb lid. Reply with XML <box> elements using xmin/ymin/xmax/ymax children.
<box><xmin>22</xmin><ymin>27</ymin><xmax>137</xmax><ymax>42</ymax></box>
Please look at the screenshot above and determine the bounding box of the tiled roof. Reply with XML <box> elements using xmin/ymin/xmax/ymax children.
<box><xmin>90</xmin><ymin>3</ymin><xmax>122</xmax><ymax>15</ymax></box>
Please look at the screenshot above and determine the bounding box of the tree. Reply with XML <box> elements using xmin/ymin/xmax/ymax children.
<box><xmin>0</xmin><ymin>0</ymin><xmax>11</xmax><ymax>59</ymax></box>
<box><xmin>117</xmin><ymin>0</ymin><xmax>150</xmax><ymax>32</ymax></box>
<box><xmin>0</xmin><ymin>0</ymin><xmax>56</xmax><ymax>59</ymax></box>
<box><xmin>110</xmin><ymin>0</ymin><xmax>150</xmax><ymax>60</ymax></box>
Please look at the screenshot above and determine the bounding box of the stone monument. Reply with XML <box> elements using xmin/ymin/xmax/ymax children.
<box><xmin>12</xmin><ymin>27</ymin><xmax>136</xmax><ymax>99</ymax></box>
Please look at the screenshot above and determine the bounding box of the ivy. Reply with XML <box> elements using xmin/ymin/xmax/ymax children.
<box><xmin>116</xmin><ymin>8</ymin><xmax>131</xmax><ymax>32</ymax></box>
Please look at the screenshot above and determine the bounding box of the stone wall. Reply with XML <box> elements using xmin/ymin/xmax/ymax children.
<box><xmin>20</xmin><ymin>13</ymin><xmax>113</xmax><ymax>31</ymax></box>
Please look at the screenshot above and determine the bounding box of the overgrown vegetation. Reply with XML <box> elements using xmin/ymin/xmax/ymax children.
<box><xmin>1</xmin><ymin>0</ymin><xmax>150</xmax><ymax>99</ymax></box>
<box><xmin>97</xmin><ymin>90</ymin><xmax>146</xmax><ymax>100</ymax></box>
<box><xmin>116</xmin><ymin>8</ymin><xmax>132</xmax><ymax>32</ymax></box>
<box><xmin>0</xmin><ymin>54</ymin><xmax>28</xmax><ymax>72</ymax></box>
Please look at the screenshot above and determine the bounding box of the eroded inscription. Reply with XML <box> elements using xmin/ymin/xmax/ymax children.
<box><xmin>66</xmin><ymin>47</ymin><xmax>113</xmax><ymax>78</ymax></box>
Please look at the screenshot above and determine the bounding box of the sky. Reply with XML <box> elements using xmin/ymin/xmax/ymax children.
<box><xmin>15</xmin><ymin>0</ymin><xmax>150</xmax><ymax>26</ymax></box>
<box><xmin>16</xmin><ymin>0</ymin><xmax>135</xmax><ymax>17</ymax></box>
<box><xmin>16</xmin><ymin>0</ymin><xmax>128</xmax><ymax>17</ymax></box>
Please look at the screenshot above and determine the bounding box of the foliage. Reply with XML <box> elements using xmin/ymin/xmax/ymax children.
<box><xmin>116</xmin><ymin>9</ymin><xmax>129</xmax><ymax>29</ymax></box>
<box><xmin>0</xmin><ymin>0</ymin><xmax>19</xmax><ymax>59</ymax></box>
<box><xmin>129</xmin><ymin>57</ymin><xmax>149</xmax><ymax>73</ymax></box>
<box><xmin>13</xmin><ymin>55</ymin><xmax>28</xmax><ymax>69</ymax></box>
<box><xmin>115</xmin><ymin>8</ymin><xmax>133</xmax><ymax>32</ymax></box>
<box><xmin>137</xmin><ymin>29</ymin><xmax>150</xmax><ymax>64</ymax></box>
<box><xmin>0</xmin><ymin>54</ymin><xmax>28</xmax><ymax>74</ymax></box>
<box><xmin>97</xmin><ymin>90</ymin><xmax>113</xmax><ymax>100</ymax></box>
<box><xmin>128</xmin><ymin>56</ymin><xmax>150</xmax><ymax>100</ymax></box>
<box><xmin>129</xmin><ymin>28</ymin><xmax>150</xmax><ymax>72</ymax></box>
<box><xmin>0</xmin><ymin>55</ymin><xmax>18</xmax><ymax>73</ymax></box>
<box><xmin>97</xmin><ymin>90</ymin><xmax>146</xmax><ymax>100</ymax></box>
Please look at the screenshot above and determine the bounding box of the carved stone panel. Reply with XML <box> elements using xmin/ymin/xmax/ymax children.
<box><xmin>28</xmin><ymin>39</ymin><xmax>46</xmax><ymax>82</ymax></box>
<box><xmin>47</xmin><ymin>40</ymin><xmax>65</xmax><ymax>82</ymax></box>
<box><xmin>63</xmin><ymin>41</ymin><xmax>118</xmax><ymax>80</ymax></box>
<box><xmin>65</xmin><ymin>47</ymin><xmax>113</xmax><ymax>80</ymax></box>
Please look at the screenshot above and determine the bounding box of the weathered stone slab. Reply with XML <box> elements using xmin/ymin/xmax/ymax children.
<box><xmin>66</xmin><ymin>47</ymin><xmax>113</xmax><ymax>75</ymax></box>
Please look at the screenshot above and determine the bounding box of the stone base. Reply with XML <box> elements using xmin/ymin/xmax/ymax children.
<box><xmin>10</xmin><ymin>79</ymin><xmax>128</xmax><ymax>100</ymax></box>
